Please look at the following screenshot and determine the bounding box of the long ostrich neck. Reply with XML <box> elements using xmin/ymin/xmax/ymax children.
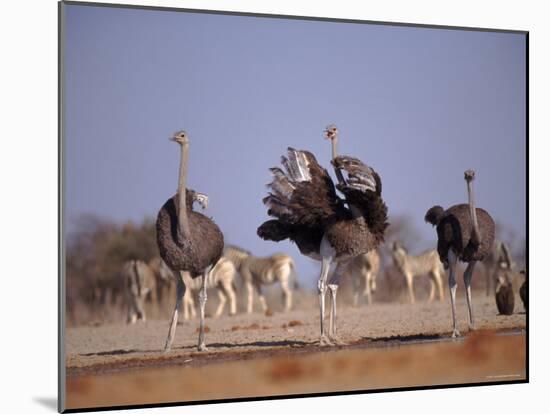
<box><xmin>331</xmin><ymin>137</ymin><xmax>346</xmax><ymax>185</ymax></box>
<box><xmin>177</xmin><ymin>142</ymin><xmax>191</xmax><ymax>240</ymax></box>
<box><xmin>467</xmin><ymin>179</ymin><xmax>482</xmax><ymax>244</ymax></box>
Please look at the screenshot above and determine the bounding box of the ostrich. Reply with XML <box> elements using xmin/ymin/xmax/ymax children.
<box><xmin>495</xmin><ymin>273</ymin><xmax>515</xmax><ymax>315</ymax></box>
<box><xmin>519</xmin><ymin>270</ymin><xmax>527</xmax><ymax>311</ymax></box>
<box><xmin>258</xmin><ymin>125</ymin><xmax>388</xmax><ymax>345</ymax></box>
<box><xmin>425</xmin><ymin>169</ymin><xmax>495</xmax><ymax>338</ymax></box>
<box><xmin>156</xmin><ymin>131</ymin><xmax>224</xmax><ymax>351</ymax></box>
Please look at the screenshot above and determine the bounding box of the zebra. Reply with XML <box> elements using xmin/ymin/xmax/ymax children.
<box><xmin>224</xmin><ymin>245</ymin><xmax>296</xmax><ymax>313</ymax></box>
<box><xmin>391</xmin><ymin>242</ymin><xmax>444</xmax><ymax>304</ymax></box>
<box><xmin>180</xmin><ymin>257</ymin><xmax>238</xmax><ymax>319</ymax></box>
<box><xmin>148</xmin><ymin>256</ymin><xmax>176</xmax><ymax>305</ymax></box>
<box><xmin>484</xmin><ymin>240</ymin><xmax>516</xmax><ymax>296</ymax></box>
<box><xmin>346</xmin><ymin>249</ymin><xmax>380</xmax><ymax>306</ymax></box>
<box><xmin>122</xmin><ymin>259</ymin><xmax>156</xmax><ymax>324</ymax></box>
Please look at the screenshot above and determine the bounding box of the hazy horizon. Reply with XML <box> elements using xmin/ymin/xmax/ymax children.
<box><xmin>64</xmin><ymin>5</ymin><xmax>526</xmax><ymax>286</ymax></box>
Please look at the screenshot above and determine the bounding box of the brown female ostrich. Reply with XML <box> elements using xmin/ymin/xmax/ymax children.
<box><xmin>495</xmin><ymin>274</ymin><xmax>515</xmax><ymax>315</ymax></box>
<box><xmin>519</xmin><ymin>270</ymin><xmax>527</xmax><ymax>311</ymax></box>
<box><xmin>258</xmin><ymin>125</ymin><xmax>388</xmax><ymax>346</ymax></box>
<box><xmin>425</xmin><ymin>170</ymin><xmax>495</xmax><ymax>338</ymax></box>
<box><xmin>156</xmin><ymin>131</ymin><xmax>224</xmax><ymax>351</ymax></box>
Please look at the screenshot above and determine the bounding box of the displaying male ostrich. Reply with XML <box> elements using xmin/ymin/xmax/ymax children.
<box><xmin>258</xmin><ymin>125</ymin><xmax>388</xmax><ymax>345</ymax></box>
<box><xmin>156</xmin><ymin>131</ymin><xmax>224</xmax><ymax>351</ymax></box>
<box><xmin>425</xmin><ymin>170</ymin><xmax>495</xmax><ymax>338</ymax></box>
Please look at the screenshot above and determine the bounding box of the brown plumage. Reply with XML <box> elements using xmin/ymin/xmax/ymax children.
<box><xmin>519</xmin><ymin>270</ymin><xmax>527</xmax><ymax>311</ymax></box>
<box><xmin>156</xmin><ymin>131</ymin><xmax>224</xmax><ymax>352</ymax></box>
<box><xmin>156</xmin><ymin>191</ymin><xmax>223</xmax><ymax>278</ymax></box>
<box><xmin>496</xmin><ymin>281</ymin><xmax>515</xmax><ymax>315</ymax></box>
<box><xmin>258</xmin><ymin>128</ymin><xmax>388</xmax><ymax>345</ymax></box>
<box><xmin>426</xmin><ymin>204</ymin><xmax>495</xmax><ymax>268</ymax></box>
<box><xmin>258</xmin><ymin>149</ymin><xmax>388</xmax><ymax>261</ymax></box>
<box><xmin>425</xmin><ymin>169</ymin><xmax>495</xmax><ymax>338</ymax></box>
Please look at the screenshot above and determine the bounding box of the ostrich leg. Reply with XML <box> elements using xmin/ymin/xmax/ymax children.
<box><xmin>318</xmin><ymin>256</ymin><xmax>333</xmax><ymax>346</ymax></box>
<box><xmin>198</xmin><ymin>270</ymin><xmax>209</xmax><ymax>351</ymax></box>
<box><xmin>328</xmin><ymin>262</ymin><xmax>347</xmax><ymax>345</ymax></box>
<box><xmin>447</xmin><ymin>250</ymin><xmax>460</xmax><ymax>338</ymax></box>
<box><xmin>463</xmin><ymin>261</ymin><xmax>476</xmax><ymax>330</ymax></box>
<box><xmin>164</xmin><ymin>272</ymin><xmax>186</xmax><ymax>351</ymax></box>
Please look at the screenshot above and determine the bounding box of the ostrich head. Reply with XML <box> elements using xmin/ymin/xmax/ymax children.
<box><xmin>323</xmin><ymin>124</ymin><xmax>339</xmax><ymax>141</ymax></box>
<box><xmin>171</xmin><ymin>130</ymin><xmax>189</xmax><ymax>145</ymax></box>
<box><xmin>464</xmin><ymin>169</ymin><xmax>475</xmax><ymax>182</ymax></box>
<box><xmin>193</xmin><ymin>192</ymin><xmax>209</xmax><ymax>210</ymax></box>
<box><xmin>185</xmin><ymin>189</ymin><xmax>209</xmax><ymax>210</ymax></box>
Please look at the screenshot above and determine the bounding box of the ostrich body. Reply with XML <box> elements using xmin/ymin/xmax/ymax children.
<box><xmin>156</xmin><ymin>131</ymin><xmax>224</xmax><ymax>351</ymax></box>
<box><xmin>258</xmin><ymin>125</ymin><xmax>388</xmax><ymax>345</ymax></box>
<box><xmin>519</xmin><ymin>270</ymin><xmax>527</xmax><ymax>311</ymax></box>
<box><xmin>425</xmin><ymin>170</ymin><xmax>495</xmax><ymax>338</ymax></box>
<box><xmin>495</xmin><ymin>275</ymin><xmax>515</xmax><ymax>315</ymax></box>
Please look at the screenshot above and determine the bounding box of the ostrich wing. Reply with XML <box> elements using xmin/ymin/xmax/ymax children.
<box><xmin>331</xmin><ymin>155</ymin><xmax>381</xmax><ymax>195</ymax></box>
<box><xmin>262</xmin><ymin>147</ymin><xmax>345</xmax><ymax>228</ymax></box>
<box><xmin>331</xmin><ymin>155</ymin><xmax>389</xmax><ymax>242</ymax></box>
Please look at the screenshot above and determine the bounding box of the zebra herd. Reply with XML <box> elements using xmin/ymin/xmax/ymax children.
<box><xmin>121</xmin><ymin>240</ymin><xmax>522</xmax><ymax>325</ymax></box>
<box><xmin>122</xmin><ymin>245</ymin><xmax>383</xmax><ymax>324</ymax></box>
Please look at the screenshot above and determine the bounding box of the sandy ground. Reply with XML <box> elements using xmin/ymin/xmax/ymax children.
<box><xmin>65</xmin><ymin>294</ymin><xmax>526</xmax><ymax>410</ymax></box>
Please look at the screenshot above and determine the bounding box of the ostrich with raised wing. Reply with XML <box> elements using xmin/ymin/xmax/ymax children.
<box><xmin>156</xmin><ymin>131</ymin><xmax>224</xmax><ymax>351</ymax></box>
<box><xmin>258</xmin><ymin>125</ymin><xmax>389</xmax><ymax>345</ymax></box>
<box><xmin>425</xmin><ymin>170</ymin><xmax>495</xmax><ymax>338</ymax></box>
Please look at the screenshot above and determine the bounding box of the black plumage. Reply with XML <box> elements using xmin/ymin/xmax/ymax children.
<box><xmin>425</xmin><ymin>170</ymin><xmax>495</xmax><ymax>338</ymax></box>
<box><xmin>258</xmin><ymin>148</ymin><xmax>388</xmax><ymax>261</ymax></box>
<box><xmin>496</xmin><ymin>281</ymin><xmax>515</xmax><ymax>315</ymax></box>
<box><xmin>426</xmin><ymin>204</ymin><xmax>495</xmax><ymax>268</ymax></box>
<box><xmin>258</xmin><ymin>141</ymin><xmax>389</xmax><ymax>346</ymax></box>
<box><xmin>519</xmin><ymin>270</ymin><xmax>527</xmax><ymax>312</ymax></box>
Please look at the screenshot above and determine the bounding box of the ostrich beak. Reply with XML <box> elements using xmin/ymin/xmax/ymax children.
<box><xmin>194</xmin><ymin>193</ymin><xmax>209</xmax><ymax>210</ymax></box>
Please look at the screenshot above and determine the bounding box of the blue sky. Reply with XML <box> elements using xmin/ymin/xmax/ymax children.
<box><xmin>64</xmin><ymin>5</ymin><xmax>526</xmax><ymax>286</ymax></box>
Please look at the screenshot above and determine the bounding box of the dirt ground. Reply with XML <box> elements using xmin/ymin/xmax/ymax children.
<box><xmin>65</xmin><ymin>293</ymin><xmax>526</xmax><ymax>410</ymax></box>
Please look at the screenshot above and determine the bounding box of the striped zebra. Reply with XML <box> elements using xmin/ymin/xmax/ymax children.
<box><xmin>484</xmin><ymin>240</ymin><xmax>516</xmax><ymax>296</ymax></box>
<box><xmin>122</xmin><ymin>259</ymin><xmax>156</xmax><ymax>324</ymax></box>
<box><xmin>391</xmin><ymin>242</ymin><xmax>444</xmax><ymax>304</ymax></box>
<box><xmin>180</xmin><ymin>257</ymin><xmax>238</xmax><ymax>319</ymax></box>
<box><xmin>148</xmin><ymin>256</ymin><xmax>176</xmax><ymax>305</ymax></box>
<box><xmin>224</xmin><ymin>246</ymin><xmax>296</xmax><ymax>313</ymax></box>
<box><xmin>346</xmin><ymin>249</ymin><xmax>380</xmax><ymax>306</ymax></box>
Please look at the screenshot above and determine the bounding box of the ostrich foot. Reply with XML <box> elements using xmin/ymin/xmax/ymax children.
<box><xmin>468</xmin><ymin>323</ymin><xmax>476</xmax><ymax>331</ymax></box>
<box><xmin>319</xmin><ymin>335</ymin><xmax>334</xmax><ymax>346</ymax></box>
<box><xmin>451</xmin><ymin>329</ymin><xmax>461</xmax><ymax>338</ymax></box>
<box><xmin>329</xmin><ymin>334</ymin><xmax>348</xmax><ymax>346</ymax></box>
<box><xmin>197</xmin><ymin>343</ymin><xmax>209</xmax><ymax>352</ymax></box>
